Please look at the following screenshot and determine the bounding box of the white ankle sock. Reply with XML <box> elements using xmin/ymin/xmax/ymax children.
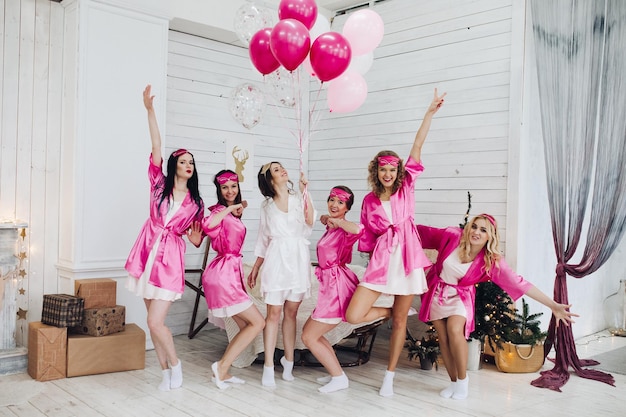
<box><xmin>211</xmin><ymin>362</ymin><xmax>229</xmax><ymax>390</ymax></box>
<box><xmin>158</xmin><ymin>369</ymin><xmax>171</xmax><ymax>391</ymax></box>
<box><xmin>224</xmin><ymin>376</ymin><xmax>245</xmax><ymax>384</ymax></box>
<box><xmin>379</xmin><ymin>370</ymin><xmax>395</xmax><ymax>397</ymax></box>
<box><xmin>452</xmin><ymin>376</ymin><xmax>469</xmax><ymax>400</ymax></box>
<box><xmin>262</xmin><ymin>365</ymin><xmax>276</xmax><ymax>387</ymax></box>
<box><xmin>170</xmin><ymin>360</ymin><xmax>183</xmax><ymax>389</ymax></box>
<box><xmin>318</xmin><ymin>372</ymin><xmax>349</xmax><ymax>393</ymax></box>
<box><xmin>316</xmin><ymin>375</ymin><xmax>332</xmax><ymax>384</ymax></box>
<box><xmin>280</xmin><ymin>356</ymin><xmax>295</xmax><ymax>381</ymax></box>
<box><xmin>439</xmin><ymin>381</ymin><xmax>457</xmax><ymax>398</ymax></box>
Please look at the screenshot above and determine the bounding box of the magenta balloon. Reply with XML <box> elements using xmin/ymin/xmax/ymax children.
<box><xmin>327</xmin><ymin>70</ymin><xmax>368</xmax><ymax>113</ymax></box>
<box><xmin>309</xmin><ymin>32</ymin><xmax>352</xmax><ymax>82</ymax></box>
<box><xmin>249</xmin><ymin>28</ymin><xmax>280</xmax><ymax>75</ymax></box>
<box><xmin>270</xmin><ymin>19</ymin><xmax>311</xmax><ymax>71</ymax></box>
<box><xmin>278</xmin><ymin>0</ymin><xmax>318</xmax><ymax>30</ymax></box>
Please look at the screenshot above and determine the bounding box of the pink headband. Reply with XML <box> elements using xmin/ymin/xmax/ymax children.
<box><xmin>216</xmin><ymin>172</ymin><xmax>239</xmax><ymax>184</ymax></box>
<box><xmin>479</xmin><ymin>213</ymin><xmax>497</xmax><ymax>227</ymax></box>
<box><xmin>329</xmin><ymin>187</ymin><xmax>351</xmax><ymax>202</ymax></box>
<box><xmin>172</xmin><ymin>148</ymin><xmax>189</xmax><ymax>157</ymax></box>
<box><xmin>378</xmin><ymin>155</ymin><xmax>400</xmax><ymax>167</ymax></box>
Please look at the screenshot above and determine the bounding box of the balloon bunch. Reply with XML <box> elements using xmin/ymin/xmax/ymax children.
<box><xmin>245</xmin><ymin>0</ymin><xmax>384</xmax><ymax>114</ymax></box>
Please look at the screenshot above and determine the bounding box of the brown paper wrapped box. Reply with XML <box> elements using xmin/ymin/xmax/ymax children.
<box><xmin>41</xmin><ymin>294</ymin><xmax>84</xmax><ymax>327</ymax></box>
<box><xmin>67</xmin><ymin>323</ymin><xmax>145</xmax><ymax>377</ymax></box>
<box><xmin>74</xmin><ymin>278</ymin><xmax>116</xmax><ymax>309</ymax></box>
<box><xmin>71</xmin><ymin>305</ymin><xmax>126</xmax><ymax>337</ymax></box>
<box><xmin>28</xmin><ymin>322</ymin><xmax>67</xmax><ymax>381</ymax></box>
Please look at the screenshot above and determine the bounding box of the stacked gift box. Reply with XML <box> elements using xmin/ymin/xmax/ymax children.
<box><xmin>28</xmin><ymin>278</ymin><xmax>145</xmax><ymax>381</ymax></box>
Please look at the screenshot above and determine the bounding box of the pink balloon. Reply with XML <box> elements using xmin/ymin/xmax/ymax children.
<box><xmin>310</xmin><ymin>32</ymin><xmax>352</xmax><ymax>82</ymax></box>
<box><xmin>327</xmin><ymin>70</ymin><xmax>368</xmax><ymax>113</ymax></box>
<box><xmin>270</xmin><ymin>19</ymin><xmax>311</xmax><ymax>71</ymax></box>
<box><xmin>342</xmin><ymin>9</ymin><xmax>384</xmax><ymax>56</ymax></box>
<box><xmin>278</xmin><ymin>0</ymin><xmax>318</xmax><ymax>30</ymax></box>
<box><xmin>249</xmin><ymin>28</ymin><xmax>280</xmax><ymax>75</ymax></box>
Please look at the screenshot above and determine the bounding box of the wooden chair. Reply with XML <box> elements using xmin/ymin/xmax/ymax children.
<box><xmin>184</xmin><ymin>241</ymin><xmax>211</xmax><ymax>339</ymax></box>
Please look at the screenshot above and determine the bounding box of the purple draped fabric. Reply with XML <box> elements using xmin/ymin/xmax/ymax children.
<box><xmin>530</xmin><ymin>0</ymin><xmax>626</xmax><ymax>391</ymax></box>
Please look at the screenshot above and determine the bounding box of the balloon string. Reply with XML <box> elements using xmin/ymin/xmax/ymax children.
<box><xmin>262</xmin><ymin>74</ymin><xmax>300</xmax><ymax>146</ymax></box>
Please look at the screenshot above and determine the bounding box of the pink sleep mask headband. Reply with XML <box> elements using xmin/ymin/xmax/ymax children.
<box><xmin>479</xmin><ymin>213</ymin><xmax>497</xmax><ymax>227</ymax></box>
<box><xmin>216</xmin><ymin>172</ymin><xmax>239</xmax><ymax>184</ymax></box>
<box><xmin>329</xmin><ymin>188</ymin><xmax>351</xmax><ymax>202</ymax></box>
<box><xmin>172</xmin><ymin>148</ymin><xmax>189</xmax><ymax>157</ymax></box>
<box><xmin>377</xmin><ymin>155</ymin><xmax>400</xmax><ymax>167</ymax></box>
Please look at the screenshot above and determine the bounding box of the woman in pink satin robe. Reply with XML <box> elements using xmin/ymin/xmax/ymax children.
<box><xmin>417</xmin><ymin>214</ymin><xmax>576</xmax><ymax>400</ymax></box>
<box><xmin>345</xmin><ymin>89</ymin><xmax>446</xmax><ymax>397</ymax></box>
<box><xmin>125</xmin><ymin>85</ymin><xmax>204</xmax><ymax>391</ymax></box>
<box><xmin>301</xmin><ymin>186</ymin><xmax>363</xmax><ymax>393</ymax></box>
<box><xmin>202</xmin><ymin>170</ymin><xmax>265</xmax><ymax>390</ymax></box>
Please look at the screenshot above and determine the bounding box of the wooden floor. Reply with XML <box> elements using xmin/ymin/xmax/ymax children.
<box><xmin>1</xmin><ymin>322</ymin><xmax>624</xmax><ymax>417</ymax></box>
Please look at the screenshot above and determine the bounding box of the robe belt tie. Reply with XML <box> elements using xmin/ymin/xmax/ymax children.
<box><xmin>436</xmin><ymin>280</ymin><xmax>472</xmax><ymax>305</ymax></box>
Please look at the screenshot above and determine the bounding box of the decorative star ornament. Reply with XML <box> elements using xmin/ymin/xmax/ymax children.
<box><xmin>18</xmin><ymin>252</ymin><xmax>27</xmax><ymax>261</ymax></box>
<box><xmin>17</xmin><ymin>308</ymin><xmax>28</xmax><ymax>320</ymax></box>
<box><xmin>19</xmin><ymin>288</ymin><xmax>26</xmax><ymax>295</ymax></box>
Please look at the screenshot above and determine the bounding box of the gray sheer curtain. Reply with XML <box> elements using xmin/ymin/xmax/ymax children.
<box><xmin>530</xmin><ymin>0</ymin><xmax>626</xmax><ymax>391</ymax></box>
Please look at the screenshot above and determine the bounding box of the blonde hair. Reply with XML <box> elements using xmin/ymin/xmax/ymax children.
<box><xmin>458</xmin><ymin>214</ymin><xmax>502</xmax><ymax>275</ymax></box>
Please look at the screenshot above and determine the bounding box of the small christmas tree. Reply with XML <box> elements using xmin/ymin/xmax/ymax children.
<box><xmin>470</xmin><ymin>281</ymin><xmax>516</xmax><ymax>351</ymax></box>
<box><xmin>504</xmin><ymin>298</ymin><xmax>547</xmax><ymax>345</ymax></box>
<box><xmin>407</xmin><ymin>323</ymin><xmax>440</xmax><ymax>370</ymax></box>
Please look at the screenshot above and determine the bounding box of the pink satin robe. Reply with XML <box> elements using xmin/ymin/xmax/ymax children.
<box><xmin>125</xmin><ymin>155</ymin><xmax>204</xmax><ymax>293</ymax></box>
<box><xmin>417</xmin><ymin>225</ymin><xmax>533</xmax><ymax>339</ymax></box>
<box><xmin>201</xmin><ymin>205</ymin><xmax>250</xmax><ymax>311</ymax></box>
<box><xmin>358</xmin><ymin>156</ymin><xmax>431</xmax><ymax>284</ymax></box>
<box><xmin>313</xmin><ymin>225</ymin><xmax>364</xmax><ymax>321</ymax></box>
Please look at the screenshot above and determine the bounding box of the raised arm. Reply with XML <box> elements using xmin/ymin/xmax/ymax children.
<box><xmin>409</xmin><ymin>88</ymin><xmax>446</xmax><ymax>163</ymax></box>
<box><xmin>143</xmin><ymin>84</ymin><xmax>162</xmax><ymax>166</ymax></box>
<box><xmin>300</xmin><ymin>173</ymin><xmax>315</xmax><ymax>227</ymax></box>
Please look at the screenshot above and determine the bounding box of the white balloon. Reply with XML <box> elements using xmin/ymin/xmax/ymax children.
<box><xmin>233</xmin><ymin>3</ymin><xmax>276</xmax><ymax>46</ymax></box>
<box><xmin>230</xmin><ymin>83</ymin><xmax>266</xmax><ymax>129</ymax></box>
<box><xmin>309</xmin><ymin>14</ymin><xmax>331</xmax><ymax>42</ymax></box>
<box><xmin>347</xmin><ymin>52</ymin><xmax>374</xmax><ymax>75</ymax></box>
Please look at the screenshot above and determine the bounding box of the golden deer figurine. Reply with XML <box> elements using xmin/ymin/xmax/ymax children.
<box><xmin>231</xmin><ymin>146</ymin><xmax>249</xmax><ymax>182</ymax></box>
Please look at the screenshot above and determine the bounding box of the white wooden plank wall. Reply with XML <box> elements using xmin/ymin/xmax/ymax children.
<box><xmin>0</xmin><ymin>0</ymin><xmax>64</xmax><ymax>344</ymax></box>
<box><xmin>166</xmin><ymin>30</ymin><xmax>306</xmax><ymax>334</ymax></box>
<box><xmin>167</xmin><ymin>30</ymin><xmax>306</xmax><ymax>266</ymax></box>
<box><xmin>309</xmin><ymin>0</ymin><xmax>514</xmax><ymax>258</ymax></box>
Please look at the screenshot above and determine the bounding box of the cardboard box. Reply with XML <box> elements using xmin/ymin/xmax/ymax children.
<box><xmin>28</xmin><ymin>322</ymin><xmax>67</xmax><ymax>381</ymax></box>
<box><xmin>71</xmin><ymin>305</ymin><xmax>126</xmax><ymax>337</ymax></box>
<box><xmin>74</xmin><ymin>278</ymin><xmax>116</xmax><ymax>309</ymax></box>
<box><xmin>67</xmin><ymin>323</ymin><xmax>145</xmax><ymax>377</ymax></box>
<box><xmin>41</xmin><ymin>294</ymin><xmax>85</xmax><ymax>327</ymax></box>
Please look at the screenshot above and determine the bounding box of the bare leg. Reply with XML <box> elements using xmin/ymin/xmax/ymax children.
<box><xmin>433</xmin><ymin>315</ymin><xmax>468</xmax><ymax>399</ymax></box>
<box><xmin>345</xmin><ymin>286</ymin><xmax>390</xmax><ymax>324</ymax></box>
<box><xmin>214</xmin><ymin>305</ymin><xmax>265</xmax><ymax>382</ymax></box>
<box><xmin>301</xmin><ymin>318</ymin><xmax>341</xmax><ymax>376</ymax></box>
<box><xmin>302</xmin><ymin>317</ymin><xmax>349</xmax><ymax>393</ymax></box>
<box><xmin>145</xmin><ymin>299</ymin><xmax>177</xmax><ymax>368</ymax></box>
<box><xmin>262</xmin><ymin>304</ymin><xmax>282</xmax><ymax>386</ymax></box>
<box><xmin>145</xmin><ymin>298</ymin><xmax>178</xmax><ymax>390</ymax></box>
<box><xmin>280</xmin><ymin>300</ymin><xmax>301</xmax><ymax>381</ymax></box>
<box><xmin>387</xmin><ymin>295</ymin><xmax>414</xmax><ymax>372</ymax></box>
<box><xmin>378</xmin><ymin>294</ymin><xmax>414</xmax><ymax>397</ymax></box>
